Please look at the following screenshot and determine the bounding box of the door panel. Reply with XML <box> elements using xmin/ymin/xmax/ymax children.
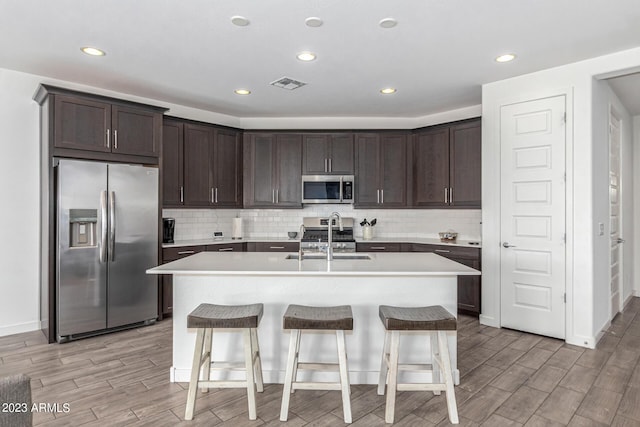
<box><xmin>213</xmin><ymin>129</ymin><xmax>242</xmax><ymax>207</ymax></box>
<box><xmin>107</xmin><ymin>164</ymin><xmax>158</xmax><ymax>328</ymax></box>
<box><xmin>500</xmin><ymin>95</ymin><xmax>566</xmax><ymax>339</ymax></box>
<box><xmin>303</xmin><ymin>134</ymin><xmax>329</xmax><ymax>173</ymax></box>
<box><xmin>184</xmin><ymin>124</ymin><xmax>213</xmax><ymax>206</ymax></box>
<box><xmin>162</xmin><ymin>120</ymin><xmax>184</xmax><ymax>206</ymax></box>
<box><xmin>54</xmin><ymin>95</ymin><xmax>111</xmax><ymax>152</ymax></box>
<box><xmin>57</xmin><ymin>159</ymin><xmax>108</xmax><ymax>338</ymax></box>
<box><xmin>380</xmin><ymin>135</ymin><xmax>407</xmax><ymax>206</ymax></box>
<box><xmin>329</xmin><ymin>134</ymin><xmax>354</xmax><ymax>174</ymax></box>
<box><xmin>111</xmin><ymin>105</ymin><xmax>160</xmax><ymax>157</ymax></box>
<box><xmin>413</xmin><ymin>128</ymin><xmax>449</xmax><ymax>207</ymax></box>
<box><xmin>609</xmin><ymin>111</ymin><xmax>622</xmax><ymax>316</ymax></box>
<box><xmin>450</xmin><ymin>122</ymin><xmax>481</xmax><ymax>207</ymax></box>
<box><xmin>275</xmin><ymin>134</ymin><xmax>302</xmax><ymax>207</ymax></box>
<box><xmin>355</xmin><ymin>134</ymin><xmax>381</xmax><ymax>206</ymax></box>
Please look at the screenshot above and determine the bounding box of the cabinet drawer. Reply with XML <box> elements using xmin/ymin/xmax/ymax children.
<box><xmin>162</xmin><ymin>245</ymin><xmax>205</xmax><ymax>261</ymax></box>
<box><xmin>356</xmin><ymin>242</ymin><xmax>402</xmax><ymax>252</ymax></box>
<box><xmin>205</xmin><ymin>243</ymin><xmax>246</xmax><ymax>252</ymax></box>
<box><xmin>249</xmin><ymin>242</ymin><xmax>299</xmax><ymax>252</ymax></box>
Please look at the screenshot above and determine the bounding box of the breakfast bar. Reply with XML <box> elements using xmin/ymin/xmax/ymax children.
<box><xmin>147</xmin><ymin>251</ymin><xmax>480</xmax><ymax>385</ymax></box>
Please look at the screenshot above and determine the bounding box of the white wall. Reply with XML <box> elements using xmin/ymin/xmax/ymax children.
<box><xmin>634</xmin><ymin>116</ymin><xmax>640</xmax><ymax>297</ymax></box>
<box><xmin>482</xmin><ymin>46</ymin><xmax>640</xmax><ymax>348</ymax></box>
<box><xmin>0</xmin><ymin>67</ymin><xmax>481</xmax><ymax>337</ymax></box>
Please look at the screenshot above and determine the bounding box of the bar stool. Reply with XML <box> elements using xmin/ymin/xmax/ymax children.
<box><xmin>377</xmin><ymin>305</ymin><xmax>458</xmax><ymax>424</ymax></box>
<box><xmin>184</xmin><ymin>303</ymin><xmax>264</xmax><ymax>421</ymax></box>
<box><xmin>280</xmin><ymin>304</ymin><xmax>353</xmax><ymax>423</ymax></box>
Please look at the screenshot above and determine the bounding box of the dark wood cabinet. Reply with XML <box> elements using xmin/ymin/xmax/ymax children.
<box><xmin>356</xmin><ymin>242</ymin><xmax>403</xmax><ymax>252</ymax></box>
<box><xmin>162</xmin><ymin>118</ymin><xmax>242</xmax><ymax>208</ymax></box>
<box><xmin>244</xmin><ymin>133</ymin><xmax>302</xmax><ymax>208</ymax></box>
<box><xmin>247</xmin><ymin>242</ymin><xmax>299</xmax><ymax>252</ymax></box>
<box><xmin>46</xmin><ymin>89</ymin><xmax>163</xmax><ymax>160</ymax></box>
<box><xmin>303</xmin><ymin>133</ymin><xmax>354</xmax><ymax>174</ymax></box>
<box><xmin>411</xmin><ymin>243</ymin><xmax>481</xmax><ymax>315</ymax></box>
<box><xmin>355</xmin><ymin>133</ymin><xmax>408</xmax><ymax>208</ymax></box>
<box><xmin>206</xmin><ymin>243</ymin><xmax>246</xmax><ymax>252</ymax></box>
<box><xmin>161</xmin><ymin>245</ymin><xmax>206</xmax><ymax>316</ymax></box>
<box><xmin>413</xmin><ymin>118</ymin><xmax>481</xmax><ymax>208</ymax></box>
<box><xmin>162</xmin><ymin>120</ymin><xmax>184</xmax><ymax>206</ymax></box>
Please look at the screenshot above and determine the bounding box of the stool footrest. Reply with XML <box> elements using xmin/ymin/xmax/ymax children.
<box><xmin>292</xmin><ymin>382</ymin><xmax>342</xmax><ymax>391</ymax></box>
<box><xmin>397</xmin><ymin>383</ymin><xmax>447</xmax><ymax>392</ymax></box>
<box><xmin>297</xmin><ymin>362</ymin><xmax>340</xmax><ymax>371</ymax></box>
<box><xmin>198</xmin><ymin>380</ymin><xmax>249</xmax><ymax>389</ymax></box>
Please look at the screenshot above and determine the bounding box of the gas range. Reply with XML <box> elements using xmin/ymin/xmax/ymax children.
<box><xmin>300</xmin><ymin>217</ymin><xmax>356</xmax><ymax>253</ymax></box>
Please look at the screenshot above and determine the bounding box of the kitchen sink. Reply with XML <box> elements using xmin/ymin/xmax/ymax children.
<box><xmin>285</xmin><ymin>254</ymin><xmax>372</xmax><ymax>260</ymax></box>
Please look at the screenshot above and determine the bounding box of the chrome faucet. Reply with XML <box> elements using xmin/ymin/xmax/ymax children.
<box><xmin>298</xmin><ymin>224</ymin><xmax>305</xmax><ymax>260</ymax></box>
<box><xmin>326</xmin><ymin>212</ymin><xmax>343</xmax><ymax>261</ymax></box>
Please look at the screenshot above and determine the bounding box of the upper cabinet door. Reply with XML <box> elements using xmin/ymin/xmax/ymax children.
<box><xmin>275</xmin><ymin>134</ymin><xmax>302</xmax><ymax>207</ymax></box>
<box><xmin>450</xmin><ymin>120</ymin><xmax>481</xmax><ymax>208</ymax></box>
<box><xmin>413</xmin><ymin>128</ymin><xmax>450</xmax><ymax>207</ymax></box>
<box><xmin>379</xmin><ymin>134</ymin><xmax>407</xmax><ymax>207</ymax></box>
<box><xmin>111</xmin><ymin>105</ymin><xmax>162</xmax><ymax>157</ymax></box>
<box><xmin>162</xmin><ymin>120</ymin><xmax>184</xmax><ymax>206</ymax></box>
<box><xmin>53</xmin><ymin>95</ymin><xmax>111</xmax><ymax>152</ymax></box>
<box><xmin>183</xmin><ymin>124</ymin><xmax>214</xmax><ymax>206</ymax></box>
<box><xmin>355</xmin><ymin>134</ymin><xmax>381</xmax><ymax>207</ymax></box>
<box><xmin>244</xmin><ymin>134</ymin><xmax>276</xmax><ymax>207</ymax></box>
<box><xmin>328</xmin><ymin>134</ymin><xmax>354</xmax><ymax>174</ymax></box>
<box><xmin>302</xmin><ymin>134</ymin><xmax>330</xmax><ymax>174</ymax></box>
<box><xmin>213</xmin><ymin>129</ymin><xmax>242</xmax><ymax>207</ymax></box>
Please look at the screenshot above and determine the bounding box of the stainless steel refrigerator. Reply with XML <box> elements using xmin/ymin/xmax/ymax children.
<box><xmin>56</xmin><ymin>159</ymin><xmax>158</xmax><ymax>342</ymax></box>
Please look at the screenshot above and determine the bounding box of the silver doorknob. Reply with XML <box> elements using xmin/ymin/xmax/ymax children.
<box><xmin>617</xmin><ymin>238</ymin><xmax>625</xmax><ymax>244</ymax></box>
<box><xmin>502</xmin><ymin>242</ymin><xmax>517</xmax><ymax>248</ymax></box>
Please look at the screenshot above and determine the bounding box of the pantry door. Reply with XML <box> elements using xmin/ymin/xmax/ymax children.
<box><xmin>500</xmin><ymin>95</ymin><xmax>566</xmax><ymax>339</ymax></box>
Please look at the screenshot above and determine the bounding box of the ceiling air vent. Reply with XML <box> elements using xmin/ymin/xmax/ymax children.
<box><xmin>270</xmin><ymin>77</ymin><xmax>307</xmax><ymax>90</ymax></box>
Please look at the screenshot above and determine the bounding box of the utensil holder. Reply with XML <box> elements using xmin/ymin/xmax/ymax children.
<box><xmin>363</xmin><ymin>225</ymin><xmax>373</xmax><ymax>240</ymax></box>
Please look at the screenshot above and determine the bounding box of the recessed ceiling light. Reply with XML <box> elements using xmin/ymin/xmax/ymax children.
<box><xmin>234</xmin><ymin>89</ymin><xmax>251</xmax><ymax>95</ymax></box>
<box><xmin>379</xmin><ymin>18</ymin><xmax>397</xmax><ymax>28</ymax></box>
<box><xmin>81</xmin><ymin>47</ymin><xmax>106</xmax><ymax>56</ymax></box>
<box><xmin>380</xmin><ymin>88</ymin><xmax>397</xmax><ymax>94</ymax></box>
<box><xmin>296</xmin><ymin>52</ymin><xmax>316</xmax><ymax>62</ymax></box>
<box><xmin>495</xmin><ymin>53</ymin><xmax>516</xmax><ymax>63</ymax></box>
<box><xmin>305</xmin><ymin>17</ymin><xmax>323</xmax><ymax>27</ymax></box>
<box><xmin>231</xmin><ymin>15</ymin><xmax>250</xmax><ymax>26</ymax></box>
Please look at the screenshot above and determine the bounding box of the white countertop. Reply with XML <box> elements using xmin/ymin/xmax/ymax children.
<box><xmin>147</xmin><ymin>251</ymin><xmax>481</xmax><ymax>276</ymax></box>
<box><xmin>162</xmin><ymin>236</ymin><xmax>481</xmax><ymax>249</ymax></box>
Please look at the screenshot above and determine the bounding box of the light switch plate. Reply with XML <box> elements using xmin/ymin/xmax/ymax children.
<box><xmin>598</xmin><ymin>223</ymin><xmax>604</xmax><ymax>236</ymax></box>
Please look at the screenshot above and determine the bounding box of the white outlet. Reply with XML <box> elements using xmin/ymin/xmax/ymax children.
<box><xmin>598</xmin><ymin>223</ymin><xmax>605</xmax><ymax>236</ymax></box>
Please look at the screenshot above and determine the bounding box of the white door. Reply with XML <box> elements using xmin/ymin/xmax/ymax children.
<box><xmin>609</xmin><ymin>110</ymin><xmax>622</xmax><ymax>316</ymax></box>
<box><xmin>500</xmin><ymin>96</ymin><xmax>566</xmax><ymax>339</ymax></box>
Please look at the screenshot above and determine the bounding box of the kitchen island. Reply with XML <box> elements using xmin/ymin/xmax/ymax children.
<box><xmin>147</xmin><ymin>251</ymin><xmax>480</xmax><ymax>385</ymax></box>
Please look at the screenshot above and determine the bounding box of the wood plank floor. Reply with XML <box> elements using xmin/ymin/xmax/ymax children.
<box><xmin>1</xmin><ymin>298</ymin><xmax>639</xmax><ymax>426</ymax></box>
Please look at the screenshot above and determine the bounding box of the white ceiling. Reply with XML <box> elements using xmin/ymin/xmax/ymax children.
<box><xmin>2</xmin><ymin>0</ymin><xmax>640</xmax><ymax>118</ymax></box>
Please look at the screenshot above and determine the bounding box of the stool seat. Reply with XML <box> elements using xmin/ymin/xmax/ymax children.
<box><xmin>188</xmin><ymin>303</ymin><xmax>263</xmax><ymax>329</ymax></box>
<box><xmin>379</xmin><ymin>305</ymin><xmax>456</xmax><ymax>331</ymax></box>
<box><xmin>283</xmin><ymin>304</ymin><xmax>353</xmax><ymax>330</ymax></box>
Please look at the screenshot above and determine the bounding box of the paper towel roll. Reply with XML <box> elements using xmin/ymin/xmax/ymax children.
<box><xmin>232</xmin><ymin>217</ymin><xmax>243</xmax><ymax>240</ymax></box>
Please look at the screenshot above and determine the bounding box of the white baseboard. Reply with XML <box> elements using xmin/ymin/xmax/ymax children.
<box><xmin>0</xmin><ymin>321</ymin><xmax>41</xmax><ymax>337</ymax></box>
<box><xmin>479</xmin><ymin>314</ymin><xmax>499</xmax><ymax>328</ymax></box>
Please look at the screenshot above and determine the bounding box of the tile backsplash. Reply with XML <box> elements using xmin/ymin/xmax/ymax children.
<box><xmin>163</xmin><ymin>206</ymin><xmax>481</xmax><ymax>242</ymax></box>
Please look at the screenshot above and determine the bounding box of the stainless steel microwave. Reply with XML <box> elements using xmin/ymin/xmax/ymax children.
<box><xmin>302</xmin><ymin>175</ymin><xmax>354</xmax><ymax>204</ymax></box>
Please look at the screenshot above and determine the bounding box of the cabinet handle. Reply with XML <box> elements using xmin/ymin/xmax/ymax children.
<box><xmin>370</xmin><ymin>246</ymin><xmax>386</xmax><ymax>250</ymax></box>
<box><xmin>377</xmin><ymin>189</ymin><xmax>380</xmax><ymax>204</ymax></box>
<box><xmin>218</xmin><ymin>247</ymin><xmax>233</xmax><ymax>251</ymax></box>
<box><xmin>113</xmin><ymin>129</ymin><xmax>118</xmax><ymax>150</ymax></box>
<box><xmin>178</xmin><ymin>250</ymin><xmax>195</xmax><ymax>255</ymax></box>
<box><xmin>450</xmin><ymin>187</ymin><xmax>453</xmax><ymax>204</ymax></box>
<box><xmin>215</xmin><ymin>188</ymin><xmax>218</xmax><ymax>204</ymax></box>
<box><xmin>329</xmin><ymin>158</ymin><xmax>332</xmax><ymax>172</ymax></box>
<box><xmin>276</xmin><ymin>189</ymin><xmax>279</xmax><ymax>204</ymax></box>
<box><xmin>180</xmin><ymin>186</ymin><xmax>184</xmax><ymax>203</ymax></box>
<box><xmin>106</xmin><ymin>129</ymin><xmax>110</xmax><ymax>148</ymax></box>
<box><xmin>269</xmin><ymin>246</ymin><xmax>285</xmax><ymax>249</ymax></box>
<box><xmin>211</xmin><ymin>188</ymin><xmax>215</xmax><ymax>203</ymax></box>
<box><xmin>435</xmin><ymin>249</ymin><xmax>451</xmax><ymax>253</ymax></box>
<box><xmin>444</xmin><ymin>188</ymin><xmax>448</xmax><ymax>204</ymax></box>
<box><xmin>381</xmin><ymin>189</ymin><xmax>384</xmax><ymax>204</ymax></box>
<box><xmin>325</xmin><ymin>158</ymin><xmax>328</xmax><ymax>172</ymax></box>
<box><xmin>272</xmin><ymin>189</ymin><xmax>275</xmax><ymax>203</ymax></box>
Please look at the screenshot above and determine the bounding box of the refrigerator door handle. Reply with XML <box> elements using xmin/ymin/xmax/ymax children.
<box><xmin>99</xmin><ymin>190</ymin><xmax>108</xmax><ymax>262</ymax></box>
<box><xmin>109</xmin><ymin>191</ymin><xmax>116</xmax><ymax>262</ymax></box>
